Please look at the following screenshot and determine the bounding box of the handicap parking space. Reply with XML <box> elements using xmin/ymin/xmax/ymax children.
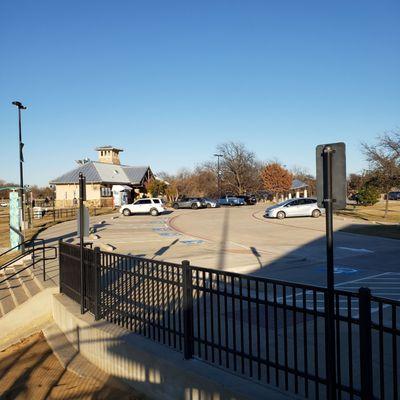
<box><xmin>336</xmin><ymin>272</ymin><xmax>400</xmax><ymax>301</ymax></box>
<box><xmin>278</xmin><ymin>272</ymin><xmax>400</xmax><ymax>320</ymax></box>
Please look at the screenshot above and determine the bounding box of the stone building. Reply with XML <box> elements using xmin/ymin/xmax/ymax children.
<box><xmin>50</xmin><ymin>146</ymin><xmax>153</xmax><ymax>207</ymax></box>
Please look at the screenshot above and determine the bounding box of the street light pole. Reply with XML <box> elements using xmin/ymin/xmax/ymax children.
<box><xmin>12</xmin><ymin>101</ymin><xmax>27</xmax><ymax>245</ymax></box>
<box><xmin>214</xmin><ymin>153</ymin><xmax>223</xmax><ymax>198</ymax></box>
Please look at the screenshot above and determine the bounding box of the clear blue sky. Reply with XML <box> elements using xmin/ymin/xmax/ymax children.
<box><xmin>1</xmin><ymin>1</ymin><xmax>399</xmax><ymax>186</ymax></box>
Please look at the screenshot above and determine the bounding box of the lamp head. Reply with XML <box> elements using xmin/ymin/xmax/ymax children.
<box><xmin>12</xmin><ymin>101</ymin><xmax>27</xmax><ymax>110</ymax></box>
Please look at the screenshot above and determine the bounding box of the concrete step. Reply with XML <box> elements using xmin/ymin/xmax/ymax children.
<box><xmin>27</xmin><ymin>258</ymin><xmax>59</xmax><ymax>289</ymax></box>
<box><xmin>0</xmin><ymin>255</ymin><xmax>57</xmax><ymax>320</ymax></box>
<box><xmin>5</xmin><ymin>271</ymin><xmax>29</xmax><ymax>307</ymax></box>
<box><xmin>0</xmin><ymin>281</ymin><xmax>16</xmax><ymax>316</ymax></box>
<box><xmin>17</xmin><ymin>268</ymin><xmax>41</xmax><ymax>298</ymax></box>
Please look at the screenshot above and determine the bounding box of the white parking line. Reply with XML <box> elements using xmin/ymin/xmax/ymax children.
<box><xmin>338</xmin><ymin>247</ymin><xmax>374</xmax><ymax>254</ymax></box>
<box><xmin>278</xmin><ymin>272</ymin><xmax>400</xmax><ymax>316</ymax></box>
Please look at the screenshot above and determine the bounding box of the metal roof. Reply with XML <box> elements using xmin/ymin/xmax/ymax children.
<box><xmin>124</xmin><ymin>166</ymin><xmax>150</xmax><ymax>183</ymax></box>
<box><xmin>291</xmin><ymin>179</ymin><xmax>308</xmax><ymax>190</ymax></box>
<box><xmin>95</xmin><ymin>145</ymin><xmax>123</xmax><ymax>152</ymax></box>
<box><xmin>50</xmin><ymin>162</ymin><xmax>151</xmax><ymax>185</ymax></box>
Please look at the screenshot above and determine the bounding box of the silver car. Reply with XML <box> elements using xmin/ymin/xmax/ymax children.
<box><xmin>265</xmin><ymin>198</ymin><xmax>323</xmax><ymax>219</ymax></box>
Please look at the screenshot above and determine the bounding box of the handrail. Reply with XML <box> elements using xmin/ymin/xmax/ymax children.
<box><xmin>0</xmin><ymin>248</ymin><xmax>35</xmax><ymax>271</ymax></box>
<box><xmin>0</xmin><ymin>244</ymin><xmax>57</xmax><ymax>283</ymax></box>
<box><xmin>0</xmin><ymin>238</ymin><xmax>45</xmax><ymax>259</ymax></box>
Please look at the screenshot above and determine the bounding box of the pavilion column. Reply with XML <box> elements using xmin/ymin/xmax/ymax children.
<box><xmin>303</xmin><ymin>189</ymin><xmax>308</xmax><ymax>198</ymax></box>
<box><xmin>288</xmin><ymin>192</ymin><xmax>292</xmax><ymax>199</ymax></box>
<box><xmin>296</xmin><ymin>191</ymin><xmax>300</xmax><ymax>198</ymax></box>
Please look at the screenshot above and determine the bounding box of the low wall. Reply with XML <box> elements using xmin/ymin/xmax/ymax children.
<box><xmin>0</xmin><ymin>287</ymin><xmax>57</xmax><ymax>351</ymax></box>
<box><xmin>52</xmin><ymin>293</ymin><xmax>295</xmax><ymax>400</ymax></box>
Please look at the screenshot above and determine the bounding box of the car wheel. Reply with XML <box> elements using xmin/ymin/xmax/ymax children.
<box><xmin>191</xmin><ymin>203</ymin><xmax>198</xmax><ymax>209</ymax></box>
<box><xmin>173</xmin><ymin>203</ymin><xmax>179</xmax><ymax>209</ymax></box>
<box><xmin>207</xmin><ymin>203</ymin><xmax>211</xmax><ymax>208</ymax></box>
<box><xmin>312</xmin><ymin>209</ymin><xmax>321</xmax><ymax>218</ymax></box>
<box><xmin>122</xmin><ymin>208</ymin><xmax>131</xmax><ymax>216</ymax></box>
<box><xmin>276</xmin><ymin>211</ymin><xmax>286</xmax><ymax>220</ymax></box>
<box><xmin>150</xmin><ymin>208</ymin><xmax>159</xmax><ymax>216</ymax></box>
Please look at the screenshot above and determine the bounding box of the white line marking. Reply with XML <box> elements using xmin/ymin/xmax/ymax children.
<box><xmin>353</xmin><ymin>282</ymin><xmax>400</xmax><ymax>284</ymax></box>
<box><xmin>338</xmin><ymin>247</ymin><xmax>374</xmax><ymax>254</ymax></box>
<box><xmin>335</xmin><ymin>272</ymin><xmax>392</xmax><ymax>287</ymax></box>
<box><xmin>338</xmin><ymin>287</ymin><xmax>400</xmax><ymax>290</ymax></box>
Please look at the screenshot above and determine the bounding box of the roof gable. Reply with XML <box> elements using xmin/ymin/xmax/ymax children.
<box><xmin>123</xmin><ymin>166</ymin><xmax>150</xmax><ymax>185</ymax></box>
<box><xmin>51</xmin><ymin>162</ymin><xmax>152</xmax><ymax>185</ymax></box>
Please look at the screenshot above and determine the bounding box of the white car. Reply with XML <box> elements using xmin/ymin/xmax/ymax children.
<box><xmin>265</xmin><ymin>198</ymin><xmax>323</xmax><ymax>219</ymax></box>
<box><xmin>120</xmin><ymin>198</ymin><xmax>166</xmax><ymax>217</ymax></box>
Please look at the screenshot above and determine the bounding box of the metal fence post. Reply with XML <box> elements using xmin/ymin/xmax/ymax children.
<box><xmin>182</xmin><ymin>260</ymin><xmax>194</xmax><ymax>359</ymax></box>
<box><xmin>359</xmin><ymin>287</ymin><xmax>373</xmax><ymax>399</ymax></box>
<box><xmin>42</xmin><ymin>243</ymin><xmax>46</xmax><ymax>281</ymax></box>
<box><xmin>93</xmin><ymin>247</ymin><xmax>101</xmax><ymax>320</ymax></box>
<box><xmin>58</xmin><ymin>240</ymin><xmax>62</xmax><ymax>293</ymax></box>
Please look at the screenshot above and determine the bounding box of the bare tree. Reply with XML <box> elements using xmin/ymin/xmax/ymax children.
<box><xmin>216</xmin><ymin>142</ymin><xmax>261</xmax><ymax>195</ymax></box>
<box><xmin>347</xmin><ymin>173</ymin><xmax>364</xmax><ymax>194</ymax></box>
<box><xmin>362</xmin><ymin>129</ymin><xmax>400</xmax><ymax>217</ymax></box>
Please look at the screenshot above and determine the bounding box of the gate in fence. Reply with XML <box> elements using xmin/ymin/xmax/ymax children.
<box><xmin>59</xmin><ymin>241</ymin><xmax>400</xmax><ymax>400</ymax></box>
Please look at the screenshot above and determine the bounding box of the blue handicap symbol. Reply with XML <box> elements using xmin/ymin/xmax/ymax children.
<box><xmin>181</xmin><ymin>239</ymin><xmax>204</xmax><ymax>245</ymax></box>
<box><xmin>316</xmin><ymin>266</ymin><xmax>358</xmax><ymax>274</ymax></box>
<box><xmin>159</xmin><ymin>232</ymin><xmax>180</xmax><ymax>237</ymax></box>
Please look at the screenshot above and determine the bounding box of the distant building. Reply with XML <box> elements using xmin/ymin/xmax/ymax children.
<box><xmin>289</xmin><ymin>179</ymin><xmax>308</xmax><ymax>199</ymax></box>
<box><xmin>50</xmin><ymin>146</ymin><xmax>154</xmax><ymax>207</ymax></box>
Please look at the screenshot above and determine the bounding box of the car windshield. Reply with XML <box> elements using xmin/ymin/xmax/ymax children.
<box><xmin>277</xmin><ymin>200</ymin><xmax>293</xmax><ymax>206</ymax></box>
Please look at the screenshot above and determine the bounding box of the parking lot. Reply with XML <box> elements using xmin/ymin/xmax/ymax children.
<box><xmin>77</xmin><ymin>203</ymin><xmax>400</xmax><ymax>304</ymax></box>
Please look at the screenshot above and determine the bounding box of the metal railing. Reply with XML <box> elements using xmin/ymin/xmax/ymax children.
<box><xmin>0</xmin><ymin>239</ymin><xmax>57</xmax><ymax>283</ymax></box>
<box><xmin>59</xmin><ymin>241</ymin><xmax>400</xmax><ymax>399</ymax></box>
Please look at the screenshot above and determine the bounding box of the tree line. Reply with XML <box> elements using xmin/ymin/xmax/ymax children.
<box><xmin>146</xmin><ymin>142</ymin><xmax>317</xmax><ymax>201</ymax></box>
<box><xmin>0</xmin><ymin>180</ymin><xmax>53</xmax><ymax>202</ymax></box>
<box><xmin>147</xmin><ymin>130</ymin><xmax>400</xmax><ymax>219</ymax></box>
<box><xmin>2</xmin><ymin>130</ymin><xmax>399</xmax><ymax>217</ymax></box>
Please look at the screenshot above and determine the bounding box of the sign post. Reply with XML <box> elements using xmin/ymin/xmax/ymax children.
<box><xmin>316</xmin><ymin>142</ymin><xmax>346</xmax><ymax>400</ymax></box>
<box><xmin>79</xmin><ymin>172</ymin><xmax>87</xmax><ymax>314</ymax></box>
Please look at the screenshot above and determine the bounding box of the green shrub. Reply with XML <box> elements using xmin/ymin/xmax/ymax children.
<box><xmin>356</xmin><ymin>186</ymin><xmax>380</xmax><ymax>206</ymax></box>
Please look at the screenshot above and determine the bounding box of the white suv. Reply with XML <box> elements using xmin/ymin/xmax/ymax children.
<box><xmin>120</xmin><ymin>198</ymin><xmax>166</xmax><ymax>217</ymax></box>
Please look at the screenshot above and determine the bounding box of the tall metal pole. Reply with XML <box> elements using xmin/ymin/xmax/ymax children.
<box><xmin>79</xmin><ymin>172</ymin><xmax>86</xmax><ymax>314</ymax></box>
<box><xmin>214</xmin><ymin>154</ymin><xmax>223</xmax><ymax>198</ymax></box>
<box><xmin>323</xmin><ymin>145</ymin><xmax>336</xmax><ymax>400</ymax></box>
<box><xmin>18</xmin><ymin>107</ymin><xmax>24</xmax><ymax>230</ymax></box>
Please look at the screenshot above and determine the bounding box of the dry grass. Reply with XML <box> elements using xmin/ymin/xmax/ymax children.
<box><xmin>336</xmin><ymin>200</ymin><xmax>400</xmax><ymax>223</ymax></box>
<box><xmin>336</xmin><ymin>200</ymin><xmax>400</xmax><ymax>240</ymax></box>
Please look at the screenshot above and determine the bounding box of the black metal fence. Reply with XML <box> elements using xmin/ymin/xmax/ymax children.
<box><xmin>59</xmin><ymin>241</ymin><xmax>400</xmax><ymax>399</ymax></box>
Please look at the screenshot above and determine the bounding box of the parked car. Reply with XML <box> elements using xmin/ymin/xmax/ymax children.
<box><xmin>218</xmin><ymin>196</ymin><xmax>245</xmax><ymax>206</ymax></box>
<box><xmin>388</xmin><ymin>191</ymin><xmax>400</xmax><ymax>200</ymax></box>
<box><xmin>237</xmin><ymin>195</ymin><xmax>257</xmax><ymax>205</ymax></box>
<box><xmin>201</xmin><ymin>198</ymin><xmax>219</xmax><ymax>208</ymax></box>
<box><xmin>0</xmin><ymin>202</ymin><xmax>8</xmax><ymax>207</ymax></box>
<box><xmin>172</xmin><ymin>197</ymin><xmax>205</xmax><ymax>209</ymax></box>
<box><xmin>120</xmin><ymin>198</ymin><xmax>166</xmax><ymax>216</ymax></box>
<box><xmin>265</xmin><ymin>198</ymin><xmax>323</xmax><ymax>219</ymax></box>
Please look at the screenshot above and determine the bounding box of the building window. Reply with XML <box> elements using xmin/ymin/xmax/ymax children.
<box><xmin>100</xmin><ymin>187</ymin><xmax>112</xmax><ymax>197</ymax></box>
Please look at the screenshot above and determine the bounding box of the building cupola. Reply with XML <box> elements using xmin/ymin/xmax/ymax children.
<box><xmin>95</xmin><ymin>145</ymin><xmax>123</xmax><ymax>165</ymax></box>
